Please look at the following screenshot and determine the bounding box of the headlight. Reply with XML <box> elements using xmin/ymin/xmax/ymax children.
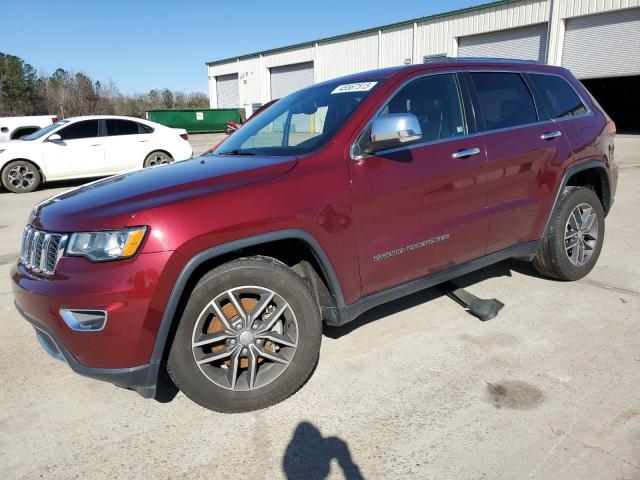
<box><xmin>66</xmin><ymin>227</ymin><xmax>147</xmax><ymax>261</ymax></box>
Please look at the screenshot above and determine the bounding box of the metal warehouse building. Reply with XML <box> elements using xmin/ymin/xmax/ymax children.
<box><xmin>207</xmin><ymin>0</ymin><xmax>640</xmax><ymax>132</ymax></box>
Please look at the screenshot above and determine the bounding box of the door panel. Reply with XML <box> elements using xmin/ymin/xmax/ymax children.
<box><xmin>42</xmin><ymin>120</ymin><xmax>104</xmax><ymax>178</ymax></box>
<box><xmin>348</xmin><ymin>73</ymin><xmax>488</xmax><ymax>297</ymax></box>
<box><xmin>103</xmin><ymin>119</ymin><xmax>149</xmax><ymax>171</ymax></box>
<box><xmin>467</xmin><ymin>71</ymin><xmax>574</xmax><ymax>252</ymax></box>
<box><xmin>481</xmin><ymin>122</ymin><xmax>572</xmax><ymax>252</ymax></box>
<box><xmin>350</xmin><ymin>140</ymin><xmax>488</xmax><ymax>296</ymax></box>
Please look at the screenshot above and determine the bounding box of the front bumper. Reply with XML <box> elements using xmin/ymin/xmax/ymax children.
<box><xmin>10</xmin><ymin>250</ymin><xmax>180</xmax><ymax>397</ymax></box>
<box><xmin>16</xmin><ymin>302</ymin><xmax>158</xmax><ymax>398</ymax></box>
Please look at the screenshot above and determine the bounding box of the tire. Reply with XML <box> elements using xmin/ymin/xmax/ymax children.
<box><xmin>533</xmin><ymin>186</ymin><xmax>605</xmax><ymax>281</ymax></box>
<box><xmin>1</xmin><ymin>160</ymin><xmax>41</xmax><ymax>193</ymax></box>
<box><xmin>143</xmin><ymin>150</ymin><xmax>173</xmax><ymax>168</ymax></box>
<box><xmin>167</xmin><ymin>256</ymin><xmax>322</xmax><ymax>413</ymax></box>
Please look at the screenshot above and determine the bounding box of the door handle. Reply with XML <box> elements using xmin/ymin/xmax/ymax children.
<box><xmin>541</xmin><ymin>130</ymin><xmax>562</xmax><ymax>140</ymax></box>
<box><xmin>90</xmin><ymin>144</ymin><xmax>102</xmax><ymax>147</ymax></box>
<box><xmin>452</xmin><ymin>147</ymin><xmax>481</xmax><ymax>159</ymax></box>
<box><xmin>137</xmin><ymin>140</ymin><xmax>149</xmax><ymax>143</ymax></box>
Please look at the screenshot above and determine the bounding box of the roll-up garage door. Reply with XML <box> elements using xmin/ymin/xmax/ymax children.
<box><xmin>562</xmin><ymin>8</ymin><xmax>640</xmax><ymax>79</ymax></box>
<box><xmin>216</xmin><ymin>73</ymin><xmax>239</xmax><ymax>108</ymax></box>
<box><xmin>458</xmin><ymin>23</ymin><xmax>548</xmax><ymax>62</ymax></box>
<box><xmin>270</xmin><ymin>62</ymin><xmax>314</xmax><ymax>100</ymax></box>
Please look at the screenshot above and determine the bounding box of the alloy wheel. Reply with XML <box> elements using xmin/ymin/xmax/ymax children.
<box><xmin>7</xmin><ymin>165</ymin><xmax>36</xmax><ymax>190</ymax></box>
<box><xmin>191</xmin><ymin>286</ymin><xmax>299</xmax><ymax>391</ymax></box>
<box><xmin>147</xmin><ymin>152</ymin><xmax>171</xmax><ymax>166</ymax></box>
<box><xmin>564</xmin><ymin>202</ymin><xmax>598</xmax><ymax>266</ymax></box>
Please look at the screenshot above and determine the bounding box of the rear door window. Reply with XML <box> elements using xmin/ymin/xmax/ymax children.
<box><xmin>528</xmin><ymin>73</ymin><xmax>588</xmax><ymax>118</ymax></box>
<box><xmin>58</xmin><ymin>120</ymin><xmax>100</xmax><ymax>140</ymax></box>
<box><xmin>381</xmin><ymin>73</ymin><xmax>466</xmax><ymax>143</ymax></box>
<box><xmin>470</xmin><ymin>72</ymin><xmax>538</xmax><ymax>131</ymax></box>
<box><xmin>105</xmin><ymin>119</ymin><xmax>142</xmax><ymax>136</ymax></box>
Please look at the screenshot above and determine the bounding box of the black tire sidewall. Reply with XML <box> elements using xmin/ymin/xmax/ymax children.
<box><xmin>2</xmin><ymin>160</ymin><xmax>41</xmax><ymax>193</ymax></box>
<box><xmin>547</xmin><ymin>187</ymin><xmax>605</xmax><ymax>281</ymax></box>
<box><xmin>168</xmin><ymin>258</ymin><xmax>322</xmax><ymax>413</ymax></box>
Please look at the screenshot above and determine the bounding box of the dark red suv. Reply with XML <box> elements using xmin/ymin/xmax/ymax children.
<box><xmin>11</xmin><ymin>59</ymin><xmax>617</xmax><ymax>412</ymax></box>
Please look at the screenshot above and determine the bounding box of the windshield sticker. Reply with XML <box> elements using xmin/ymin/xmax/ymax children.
<box><xmin>331</xmin><ymin>82</ymin><xmax>378</xmax><ymax>94</ymax></box>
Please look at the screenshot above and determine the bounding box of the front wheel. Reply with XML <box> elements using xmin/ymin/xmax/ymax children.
<box><xmin>143</xmin><ymin>150</ymin><xmax>173</xmax><ymax>168</ymax></box>
<box><xmin>2</xmin><ymin>160</ymin><xmax>41</xmax><ymax>193</ymax></box>
<box><xmin>167</xmin><ymin>256</ymin><xmax>322</xmax><ymax>413</ymax></box>
<box><xmin>532</xmin><ymin>186</ymin><xmax>605</xmax><ymax>281</ymax></box>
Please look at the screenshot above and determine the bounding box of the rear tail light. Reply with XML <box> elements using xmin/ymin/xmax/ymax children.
<box><xmin>180</xmin><ymin>133</ymin><xmax>189</xmax><ymax>141</ymax></box>
<box><xmin>607</xmin><ymin>120</ymin><xmax>616</xmax><ymax>136</ymax></box>
<box><xmin>52</xmin><ymin>116</ymin><xmax>58</xmax><ymax>123</ymax></box>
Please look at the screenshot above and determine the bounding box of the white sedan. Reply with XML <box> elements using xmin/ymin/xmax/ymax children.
<box><xmin>0</xmin><ymin>115</ymin><xmax>193</xmax><ymax>193</ymax></box>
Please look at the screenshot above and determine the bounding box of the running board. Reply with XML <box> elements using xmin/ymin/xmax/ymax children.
<box><xmin>440</xmin><ymin>282</ymin><xmax>504</xmax><ymax>321</ymax></box>
<box><xmin>324</xmin><ymin>240</ymin><xmax>540</xmax><ymax>326</ymax></box>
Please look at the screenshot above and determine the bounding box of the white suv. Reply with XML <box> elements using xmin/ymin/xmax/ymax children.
<box><xmin>0</xmin><ymin>115</ymin><xmax>193</xmax><ymax>193</ymax></box>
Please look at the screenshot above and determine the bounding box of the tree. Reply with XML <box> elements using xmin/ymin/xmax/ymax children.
<box><xmin>0</xmin><ymin>52</ymin><xmax>39</xmax><ymax>115</ymax></box>
<box><xmin>161</xmin><ymin>88</ymin><xmax>174</xmax><ymax>109</ymax></box>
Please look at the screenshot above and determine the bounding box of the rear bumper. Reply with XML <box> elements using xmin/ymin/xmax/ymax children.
<box><xmin>16</xmin><ymin>302</ymin><xmax>158</xmax><ymax>398</ymax></box>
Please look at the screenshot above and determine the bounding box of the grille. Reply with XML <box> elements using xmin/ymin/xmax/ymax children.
<box><xmin>19</xmin><ymin>226</ymin><xmax>68</xmax><ymax>276</ymax></box>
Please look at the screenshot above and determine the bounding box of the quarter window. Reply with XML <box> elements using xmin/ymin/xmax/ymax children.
<box><xmin>471</xmin><ymin>72</ymin><xmax>538</xmax><ymax>131</ymax></box>
<box><xmin>58</xmin><ymin>120</ymin><xmax>100</xmax><ymax>140</ymax></box>
<box><xmin>381</xmin><ymin>73</ymin><xmax>466</xmax><ymax>143</ymax></box>
<box><xmin>529</xmin><ymin>73</ymin><xmax>588</xmax><ymax>119</ymax></box>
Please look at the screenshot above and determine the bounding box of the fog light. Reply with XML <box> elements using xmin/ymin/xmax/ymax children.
<box><xmin>59</xmin><ymin>309</ymin><xmax>107</xmax><ymax>331</ymax></box>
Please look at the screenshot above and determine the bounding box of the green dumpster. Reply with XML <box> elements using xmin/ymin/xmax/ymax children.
<box><xmin>146</xmin><ymin>109</ymin><xmax>243</xmax><ymax>133</ymax></box>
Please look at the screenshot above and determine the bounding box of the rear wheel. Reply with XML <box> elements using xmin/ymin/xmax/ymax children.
<box><xmin>167</xmin><ymin>256</ymin><xmax>322</xmax><ymax>412</ymax></box>
<box><xmin>2</xmin><ymin>160</ymin><xmax>41</xmax><ymax>193</ymax></box>
<box><xmin>533</xmin><ymin>186</ymin><xmax>605</xmax><ymax>281</ymax></box>
<box><xmin>143</xmin><ymin>150</ymin><xmax>173</xmax><ymax>167</ymax></box>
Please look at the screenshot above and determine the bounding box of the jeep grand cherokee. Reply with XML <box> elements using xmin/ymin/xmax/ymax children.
<box><xmin>12</xmin><ymin>59</ymin><xmax>617</xmax><ymax>412</ymax></box>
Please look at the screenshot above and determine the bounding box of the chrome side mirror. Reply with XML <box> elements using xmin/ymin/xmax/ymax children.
<box><xmin>47</xmin><ymin>134</ymin><xmax>62</xmax><ymax>142</ymax></box>
<box><xmin>367</xmin><ymin>113</ymin><xmax>422</xmax><ymax>153</ymax></box>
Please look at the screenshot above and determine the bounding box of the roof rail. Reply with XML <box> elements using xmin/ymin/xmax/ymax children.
<box><xmin>424</xmin><ymin>56</ymin><xmax>540</xmax><ymax>64</ymax></box>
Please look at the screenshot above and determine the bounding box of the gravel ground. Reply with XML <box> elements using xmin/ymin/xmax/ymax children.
<box><xmin>0</xmin><ymin>135</ymin><xmax>638</xmax><ymax>480</ymax></box>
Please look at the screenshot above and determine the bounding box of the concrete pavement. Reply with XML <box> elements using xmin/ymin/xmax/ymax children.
<box><xmin>0</xmin><ymin>135</ymin><xmax>638</xmax><ymax>480</ymax></box>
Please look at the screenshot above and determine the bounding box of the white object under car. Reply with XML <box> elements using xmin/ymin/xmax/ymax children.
<box><xmin>0</xmin><ymin>115</ymin><xmax>192</xmax><ymax>193</ymax></box>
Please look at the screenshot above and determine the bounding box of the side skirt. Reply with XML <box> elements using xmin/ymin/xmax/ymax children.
<box><xmin>324</xmin><ymin>240</ymin><xmax>541</xmax><ymax>326</ymax></box>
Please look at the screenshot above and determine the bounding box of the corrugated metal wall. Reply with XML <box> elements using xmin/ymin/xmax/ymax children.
<box><xmin>379</xmin><ymin>26</ymin><xmax>414</xmax><ymax>67</ymax></box>
<box><xmin>208</xmin><ymin>0</ymin><xmax>640</xmax><ymax>112</ymax></box>
<box><xmin>416</xmin><ymin>0</ymin><xmax>549</xmax><ymax>58</ymax></box>
<box><xmin>317</xmin><ymin>33</ymin><xmax>379</xmax><ymax>81</ymax></box>
<box><xmin>558</xmin><ymin>0</ymin><xmax>640</xmax><ymax>17</ymax></box>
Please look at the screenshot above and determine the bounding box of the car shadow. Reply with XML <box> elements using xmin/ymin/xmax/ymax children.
<box><xmin>282</xmin><ymin>421</ymin><xmax>364</xmax><ymax>480</ymax></box>
<box><xmin>324</xmin><ymin>261</ymin><xmax>517</xmax><ymax>339</ymax></box>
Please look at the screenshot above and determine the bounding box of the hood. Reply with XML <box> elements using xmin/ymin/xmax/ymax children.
<box><xmin>33</xmin><ymin>154</ymin><xmax>297</xmax><ymax>231</ymax></box>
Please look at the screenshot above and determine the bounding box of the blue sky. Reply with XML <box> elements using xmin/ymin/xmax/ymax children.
<box><xmin>2</xmin><ymin>0</ymin><xmax>490</xmax><ymax>95</ymax></box>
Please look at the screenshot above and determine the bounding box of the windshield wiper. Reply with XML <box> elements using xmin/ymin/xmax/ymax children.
<box><xmin>219</xmin><ymin>149</ymin><xmax>256</xmax><ymax>156</ymax></box>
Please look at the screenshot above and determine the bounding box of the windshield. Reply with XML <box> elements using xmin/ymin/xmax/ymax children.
<box><xmin>22</xmin><ymin>120</ymin><xmax>69</xmax><ymax>141</ymax></box>
<box><xmin>215</xmin><ymin>79</ymin><xmax>384</xmax><ymax>156</ymax></box>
